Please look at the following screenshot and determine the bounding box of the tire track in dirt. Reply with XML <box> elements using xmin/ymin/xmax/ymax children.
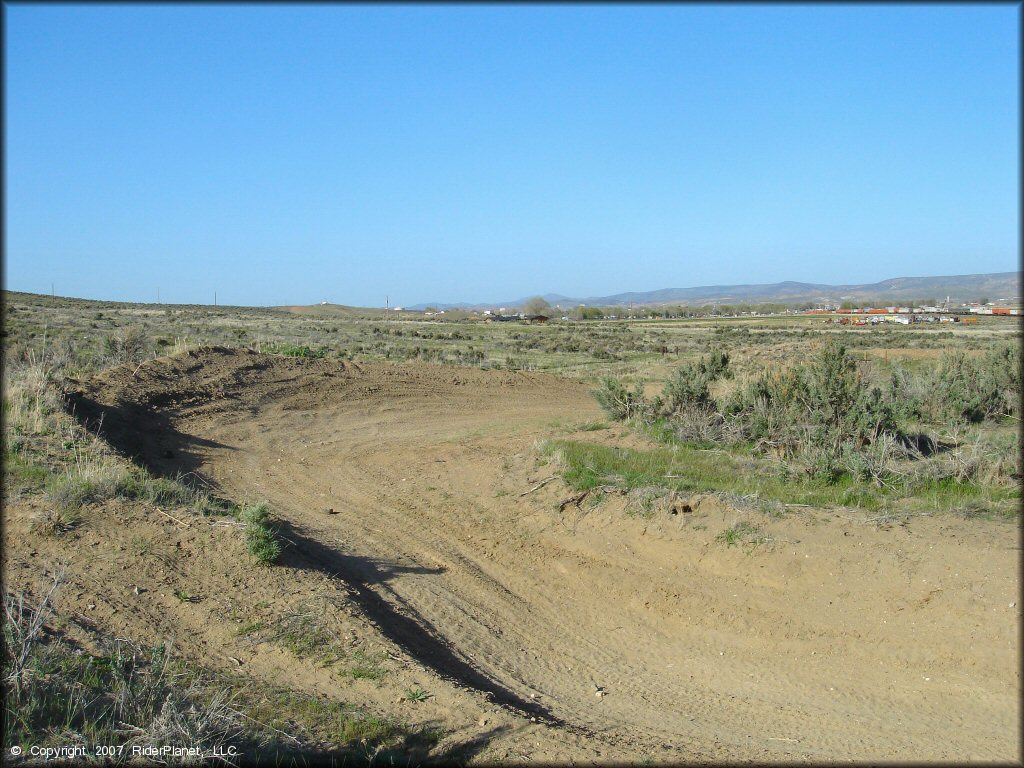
<box><xmin>189</xmin><ymin>384</ymin><xmax>846</xmax><ymax>756</ymax></box>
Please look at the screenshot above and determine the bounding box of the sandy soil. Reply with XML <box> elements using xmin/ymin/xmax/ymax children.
<box><xmin>9</xmin><ymin>347</ymin><xmax>1018</xmax><ymax>763</ymax></box>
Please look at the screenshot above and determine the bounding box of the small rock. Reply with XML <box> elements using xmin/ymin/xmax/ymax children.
<box><xmin>478</xmin><ymin>717</ymin><xmax>488</xmax><ymax>727</ymax></box>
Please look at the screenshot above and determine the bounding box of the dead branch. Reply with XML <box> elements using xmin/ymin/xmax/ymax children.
<box><xmin>156</xmin><ymin>507</ymin><xmax>190</xmax><ymax>527</ymax></box>
<box><xmin>519</xmin><ymin>476</ymin><xmax>558</xmax><ymax>496</ymax></box>
<box><xmin>558</xmin><ymin>491</ymin><xmax>590</xmax><ymax>512</ymax></box>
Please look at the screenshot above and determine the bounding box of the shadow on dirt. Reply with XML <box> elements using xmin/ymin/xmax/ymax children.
<box><xmin>429</xmin><ymin>724</ymin><xmax>514</xmax><ymax>765</ymax></box>
<box><xmin>65</xmin><ymin>391</ymin><xmax>234</xmax><ymax>483</ymax></box>
<box><xmin>274</xmin><ymin>518</ymin><xmax>571</xmax><ymax>730</ymax></box>
<box><xmin>258</xmin><ymin>722</ymin><xmax>512</xmax><ymax>767</ymax></box>
<box><xmin>63</xmin><ymin>390</ymin><xmax>579</xmax><ymax>736</ymax></box>
<box><xmin>276</xmin><ymin>519</ymin><xmax>448</xmax><ymax>585</ymax></box>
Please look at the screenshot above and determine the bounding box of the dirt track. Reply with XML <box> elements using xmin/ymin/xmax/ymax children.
<box><xmin>63</xmin><ymin>347</ymin><xmax>1019</xmax><ymax>762</ymax></box>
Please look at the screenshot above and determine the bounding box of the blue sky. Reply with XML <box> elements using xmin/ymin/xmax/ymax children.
<box><xmin>4</xmin><ymin>4</ymin><xmax>1019</xmax><ymax>307</ymax></box>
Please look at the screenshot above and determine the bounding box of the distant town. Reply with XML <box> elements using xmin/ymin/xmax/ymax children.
<box><xmin>373</xmin><ymin>296</ymin><xmax>1022</xmax><ymax>324</ymax></box>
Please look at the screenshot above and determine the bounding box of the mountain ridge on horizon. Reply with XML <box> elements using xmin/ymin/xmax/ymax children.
<box><xmin>405</xmin><ymin>271</ymin><xmax>1021</xmax><ymax>311</ymax></box>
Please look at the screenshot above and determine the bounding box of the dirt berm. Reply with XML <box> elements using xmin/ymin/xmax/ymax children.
<box><xmin>56</xmin><ymin>347</ymin><xmax>1018</xmax><ymax>762</ymax></box>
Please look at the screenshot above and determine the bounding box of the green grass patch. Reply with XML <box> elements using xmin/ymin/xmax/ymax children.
<box><xmin>348</xmin><ymin>649</ymin><xmax>388</xmax><ymax>681</ymax></box>
<box><xmin>240</xmin><ymin>502</ymin><xmax>282</xmax><ymax>565</ymax></box>
<box><xmin>543</xmin><ymin>438</ymin><xmax>1017</xmax><ymax>515</ymax></box>
<box><xmin>236</xmin><ymin>603</ymin><xmax>352</xmax><ymax>669</ymax></box>
<box><xmin>716</xmin><ymin>520</ymin><xmax>771</xmax><ymax>548</ymax></box>
<box><xmin>43</xmin><ymin>462</ymin><xmax>228</xmax><ymax>516</ymax></box>
<box><xmin>3</xmin><ymin>447</ymin><xmax>50</xmax><ymax>494</ymax></box>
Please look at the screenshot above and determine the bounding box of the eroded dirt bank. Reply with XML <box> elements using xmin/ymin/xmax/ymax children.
<box><xmin>44</xmin><ymin>347</ymin><xmax>1020</xmax><ymax>761</ymax></box>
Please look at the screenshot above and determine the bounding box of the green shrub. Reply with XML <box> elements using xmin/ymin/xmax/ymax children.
<box><xmin>985</xmin><ymin>344</ymin><xmax>1021</xmax><ymax>417</ymax></box>
<box><xmin>262</xmin><ymin>342</ymin><xmax>325</xmax><ymax>359</ymax></box>
<box><xmin>590</xmin><ymin>378</ymin><xmax>648</xmax><ymax>421</ymax></box>
<box><xmin>241</xmin><ymin>503</ymin><xmax>281</xmax><ymax>564</ymax></box>
<box><xmin>930</xmin><ymin>345</ymin><xmax>1019</xmax><ymax>424</ymax></box>
<box><xmin>661</xmin><ymin>351</ymin><xmax>732</xmax><ymax>415</ymax></box>
<box><xmin>799</xmin><ymin>340</ymin><xmax>862</xmax><ymax>449</ymax></box>
<box><xmin>102</xmin><ymin>324</ymin><xmax>147</xmax><ymax>364</ymax></box>
<box><xmin>934</xmin><ymin>350</ymin><xmax>989</xmax><ymax>422</ymax></box>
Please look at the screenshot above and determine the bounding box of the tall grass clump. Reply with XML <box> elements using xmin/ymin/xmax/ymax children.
<box><xmin>3</xmin><ymin>573</ymin><xmax>246</xmax><ymax>760</ymax></box>
<box><xmin>240</xmin><ymin>503</ymin><xmax>281</xmax><ymax>565</ymax></box>
<box><xmin>3</xmin><ymin>571</ymin><xmax>439</xmax><ymax>762</ymax></box>
<box><xmin>45</xmin><ymin>454</ymin><xmax>226</xmax><ymax>517</ymax></box>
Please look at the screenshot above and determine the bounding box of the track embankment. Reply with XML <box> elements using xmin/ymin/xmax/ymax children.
<box><xmin>60</xmin><ymin>347</ymin><xmax>1019</xmax><ymax>762</ymax></box>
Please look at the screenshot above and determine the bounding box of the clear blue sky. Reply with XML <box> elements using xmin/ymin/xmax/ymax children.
<box><xmin>4</xmin><ymin>4</ymin><xmax>1019</xmax><ymax>307</ymax></box>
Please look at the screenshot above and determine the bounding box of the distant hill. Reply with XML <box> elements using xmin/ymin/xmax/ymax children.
<box><xmin>407</xmin><ymin>272</ymin><xmax>1020</xmax><ymax>310</ymax></box>
<box><xmin>276</xmin><ymin>303</ymin><xmax>374</xmax><ymax>317</ymax></box>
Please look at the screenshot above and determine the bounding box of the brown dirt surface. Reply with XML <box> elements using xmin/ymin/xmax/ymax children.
<box><xmin>11</xmin><ymin>347</ymin><xmax>1017</xmax><ymax>762</ymax></box>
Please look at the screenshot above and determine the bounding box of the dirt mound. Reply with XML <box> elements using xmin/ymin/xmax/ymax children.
<box><xmin>56</xmin><ymin>348</ymin><xmax>1019</xmax><ymax>762</ymax></box>
<box><xmin>68</xmin><ymin>346</ymin><xmax>580</xmax><ymax>479</ymax></box>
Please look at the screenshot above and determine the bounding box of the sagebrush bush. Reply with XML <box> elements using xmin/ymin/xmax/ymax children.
<box><xmin>930</xmin><ymin>344</ymin><xmax>1019</xmax><ymax>423</ymax></box>
<box><xmin>660</xmin><ymin>352</ymin><xmax>731</xmax><ymax>415</ymax></box>
<box><xmin>586</xmin><ymin>340</ymin><xmax>1021</xmax><ymax>489</ymax></box>
<box><xmin>103</xmin><ymin>324</ymin><xmax>148</xmax><ymax>365</ymax></box>
<box><xmin>591</xmin><ymin>378</ymin><xmax>648</xmax><ymax>421</ymax></box>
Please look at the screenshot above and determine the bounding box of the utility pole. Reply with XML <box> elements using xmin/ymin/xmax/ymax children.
<box><xmin>214</xmin><ymin>291</ymin><xmax>217</xmax><ymax>307</ymax></box>
<box><xmin>385</xmin><ymin>295</ymin><xmax>389</xmax><ymax>322</ymax></box>
<box><xmin>51</xmin><ymin>282</ymin><xmax>54</xmax><ymax>298</ymax></box>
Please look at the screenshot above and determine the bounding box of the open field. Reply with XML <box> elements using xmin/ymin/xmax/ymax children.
<box><xmin>3</xmin><ymin>291</ymin><xmax>1021</xmax><ymax>763</ymax></box>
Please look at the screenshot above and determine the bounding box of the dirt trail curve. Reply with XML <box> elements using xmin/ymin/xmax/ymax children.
<box><xmin>69</xmin><ymin>347</ymin><xmax>1019</xmax><ymax>762</ymax></box>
